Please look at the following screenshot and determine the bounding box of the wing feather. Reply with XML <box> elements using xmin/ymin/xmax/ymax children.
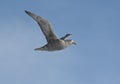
<box><xmin>25</xmin><ymin>10</ymin><xmax>58</xmax><ymax>42</ymax></box>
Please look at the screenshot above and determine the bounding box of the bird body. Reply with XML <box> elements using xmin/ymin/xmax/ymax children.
<box><xmin>25</xmin><ymin>10</ymin><xmax>76</xmax><ymax>51</ymax></box>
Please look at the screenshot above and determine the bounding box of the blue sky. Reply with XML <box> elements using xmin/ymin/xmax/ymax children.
<box><xmin>0</xmin><ymin>0</ymin><xmax>120</xmax><ymax>84</ymax></box>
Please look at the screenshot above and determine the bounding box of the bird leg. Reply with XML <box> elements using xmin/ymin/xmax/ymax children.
<box><xmin>60</xmin><ymin>34</ymin><xmax>72</xmax><ymax>40</ymax></box>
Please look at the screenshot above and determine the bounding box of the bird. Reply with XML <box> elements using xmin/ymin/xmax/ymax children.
<box><xmin>25</xmin><ymin>10</ymin><xmax>76</xmax><ymax>51</ymax></box>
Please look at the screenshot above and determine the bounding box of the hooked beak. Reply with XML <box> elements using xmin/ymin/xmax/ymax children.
<box><xmin>72</xmin><ymin>41</ymin><xmax>77</xmax><ymax>45</ymax></box>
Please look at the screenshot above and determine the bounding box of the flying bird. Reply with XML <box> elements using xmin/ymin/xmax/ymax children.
<box><xmin>25</xmin><ymin>10</ymin><xmax>76</xmax><ymax>51</ymax></box>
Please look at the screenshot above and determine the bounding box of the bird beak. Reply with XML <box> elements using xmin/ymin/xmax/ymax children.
<box><xmin>72</xmin><ymin>41</ymin><xmax>77</xmax><ymax>45</ymax></box>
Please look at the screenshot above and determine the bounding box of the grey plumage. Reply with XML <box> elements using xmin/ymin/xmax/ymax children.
<box><xmin>25</xmin><ymin>10</ymin><xmax>76</xmax><ymax>51</ymax></box>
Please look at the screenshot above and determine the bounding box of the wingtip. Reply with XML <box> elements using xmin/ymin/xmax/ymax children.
<box><xmin>67</xmin><ymin>34</ymin><xmax>72</xmax><ymax>36</ymax></box>
<box><xmin>25</xmin><ymin>10</ymin><xmax>29</xmax><ymax>14</ymax></box>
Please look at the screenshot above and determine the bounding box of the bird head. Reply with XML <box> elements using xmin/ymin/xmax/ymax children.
<box><xmin>71</xmin><ymin>40</ymin><xmax>77</xmax><ymax>45</ymax></box>
<box><xmin>65</xmin><ymin>39</ymin><xmax>77</xmax><ymax>45</ymax></box>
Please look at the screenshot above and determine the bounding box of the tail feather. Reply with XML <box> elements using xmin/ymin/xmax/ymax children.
<box><xmin>34</xmin><ymin>47</ymin><xmax>45</xmax><ymax>51</ymax></box>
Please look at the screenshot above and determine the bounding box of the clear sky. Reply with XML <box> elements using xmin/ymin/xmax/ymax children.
<box><xmin>0</xmin><ymin>0</ymin><xmax>120</xmax><ymax>84</ymax></box>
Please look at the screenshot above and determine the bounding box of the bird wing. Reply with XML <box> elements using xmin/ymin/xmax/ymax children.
<box><xmin>25</xmin><ymin>10</ymin><xmax>58</xmax><ymax>42</ymax></box>
<box><xmin>60</xmin><ymin>34</ymin><xmax>72</xmax><ymax>40</ymax></box>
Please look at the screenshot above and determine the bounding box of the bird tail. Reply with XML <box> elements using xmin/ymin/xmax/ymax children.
<box><xmin>34</xmin><ymin>47</ymin><xmax>46</xmax><ymax>51</ymax></box>
<box><xmin>34</xmin><ymin>47</ymin><xmax>41</xmax><ymax>50</ymax></box>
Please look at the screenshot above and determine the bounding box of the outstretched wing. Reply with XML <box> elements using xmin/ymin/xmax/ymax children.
<box><xmin>25</xmin><ymin>10</ymin><xmax>58</xmax><ymax>42</ymax></box>
<box><xmin>60</xmin><ymin>34</ymin><xmax>72</xmax><ymax>40</ymax></box>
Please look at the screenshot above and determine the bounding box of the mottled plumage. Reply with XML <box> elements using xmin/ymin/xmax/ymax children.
<box><xmin>25</xmin><ymin>10</ymin><xmax>76</xmax><ymax>51</ymax></box>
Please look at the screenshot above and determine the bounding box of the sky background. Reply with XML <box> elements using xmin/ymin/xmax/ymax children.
<box><xmin>0</xmin><ymin>0</ymin><xmax>120</xmax><ymax>84</ymax></box>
